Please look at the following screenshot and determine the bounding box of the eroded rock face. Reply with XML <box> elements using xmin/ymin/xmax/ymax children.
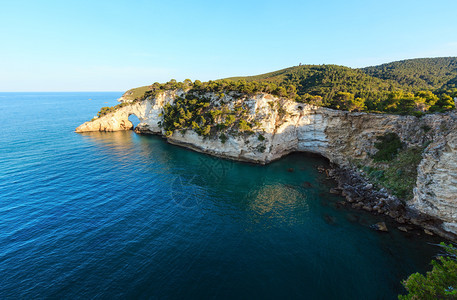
<box><xmin>75</xmin><ymin>90</ymin><xmax>457</xmax><ymax>235</ymax></box>
<box><xmin>75</xmin><ymin>108</ymin><xmax>133</xmax><ymax>132</ymax></box>
<box><xmin>411</xmin><ymin>129</ymin><xmax>457</xmax><ymax>233</ymax></box>
<box><xmin>75</xmin><ymin>91</ymin><xmax>180</xmax><ymax>133</ymax></box>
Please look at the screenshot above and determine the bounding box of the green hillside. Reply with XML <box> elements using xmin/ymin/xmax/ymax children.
<box><xmin>226</xmin><ymin>64</ymin><xmax>401</xmax><ymax>105</ymax></box>
<box><xmin>361</xmin><ymin>57</ymin><xmax>457</xmax><ymax>90</ymax></box>
<box><xmin>120</xmin><ymin>85</ymin><xmax>150</xmax><ymax>101</ymax></box>
<box><xmin>227</xmin><ymin>57</ymin><xmax>457</xmax><ymax>92</ymax></box>
<box><xmin>222</xmin><ymin>57</ymin><xmax>457</xmax><ymax>112</ymax></box>
<box><xmin>119</xmin><ymin>57</ymin><xmax>457</xmax><ymax>114</ymax></box>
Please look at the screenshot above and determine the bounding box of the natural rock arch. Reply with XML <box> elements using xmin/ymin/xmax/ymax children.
<box><xmin>75</xmin><ymin>92</ymin><xmax>457</xmax><ymax>237</ymax></box>
<box><xmin>75</xmin><ymin>104</ymin><xmax>145</xmax><ymax>132</ymax></box>
<box><xmin>128</xmin><ymin>113</ymin><xmax>141</xmax><ymax>129</ymax></box>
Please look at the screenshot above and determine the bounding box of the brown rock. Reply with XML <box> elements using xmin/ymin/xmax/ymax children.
<box><xmin>363</xmin><ymin>205</ymin><xmax>373</xmax><ymax>212</ymax></box>
<box><xmin>388</xmin><ymin>211</ymin><xmax>400</xmax><ymax>219</ymax></box>
<box><xmin>396</xmin><ymin>216</ymin><xmax>406</xmax><ymax>224</ymax></box>
<box><xmin>372</xmin><ymin>221</ymin><xmax>388</xmax><ymax>232</ymax></box>
<box><xmin>329</xmin><ymin>188</ymin><xmax>340</xmax><ymax>194</ymax></box>
<box><xmin>353</xmin><ymin>202</ymin><xmax>363</xmax><ymax>209</ymax></box>
<box><xmin>424</xmin><ymin>229</ymin><xmax>434</xmax><ymax>236</ymax></box>
<box><xmin>398</xmin><ymin>226</ymin><xmax>408</xmax><ymax>232</ymax></box>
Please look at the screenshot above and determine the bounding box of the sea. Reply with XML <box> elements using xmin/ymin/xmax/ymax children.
<box><xmin>0</xmin><ymin>92</ymin><xmax>443</xmax><ymax>299</ymax></box>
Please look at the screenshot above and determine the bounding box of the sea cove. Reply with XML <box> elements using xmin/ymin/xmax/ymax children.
<box><xmin>0</xmin><ymin>93</ymin><xmax>443</xmax><ymax>298</ymax></box>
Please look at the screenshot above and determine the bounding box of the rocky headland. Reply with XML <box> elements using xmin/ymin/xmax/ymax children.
<box><xmin>76</xmin><ymin>90</ymin><xmax>457</xmax><ymax>240</ymax></box>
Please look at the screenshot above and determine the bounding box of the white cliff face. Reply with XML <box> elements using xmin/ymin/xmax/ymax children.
<box><xmin>75</xmin><ymin>108</ymin><xmax>134</xmax><ymax>132</ymax></box>
<box><xmin>75</xmin><ymin>91</ymin><xmax>179</xmax><ymax>133</ymax></box>
<box><xmin>76</xmin><ymin>91</ymin><xmax>457</xmax><ymax>235</ymax></box>
<box><xmin>412</xmin><ymin>130</ymin><xmax>457</xmax><ymax>233</ymax></box>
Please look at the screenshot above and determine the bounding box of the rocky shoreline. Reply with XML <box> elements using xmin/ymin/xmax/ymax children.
<box><xmin>76</xmin><ymin>90</ymin><xmax>457</xmax><ymax>240</ymax></box>
<box><xmin>136</xmin><ymin>125</ymin><xmax>457</xmax><ymax>241</ymax></box>
<box><xmin>324</xmin><ymin>164</ymin><xmax>457</xmax><ymax>241</ymax></box>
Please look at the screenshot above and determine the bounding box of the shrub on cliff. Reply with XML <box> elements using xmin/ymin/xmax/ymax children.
<box><xmin>94</xmin><ymin>102</ymin><xmax>133</xmax><ymax>119</ymax></box>
<box><xmin>380</xmin><ymin>147</ymin><xmax>423</xmax><ymax>199</ymax></box>
<box><xmin>219</xmin><ymin>133</ymin><xmax>228</xmax><ymax>143</ymax></box>
<box><xmin>238</xmin><ymin>119</ymin><xmax>252</xmax><ymax>132</ymax></box>
<box><xmin>362</xmin><ymin>142</ymin><xmax>423</xmax><ymax>200</ymax></box>
<box><xmin>329</xmin><ymin>92</ymin><xmax>366</xmax><ymax>112</ymax></box>
<box><xmin>297</xmin><ymin>93</ymin><xmax>324</xmax><ymax>106</ymax></box>
<box><xmin>373</xmin><ymin>132</ymin><xmax>403</xmax><ymax>162</ymax></box>
<box><xmin>159</xmin><ymin>91</ymin><xmax>263</xmax><ymax>138</ymax></box>
<box><xmin>429</xmin><ymin>94</ymin><xmax>456</xmax><ymax>112</ymax></box>
<box><xmin>399</xmin><ymin>243</ymin><xmax>457</xmax><ymax>299</ymax></box>
<box><xmin>97</xmin><ymin>106</ymin><xmax>114</xmax><ymax>118</ymax></box>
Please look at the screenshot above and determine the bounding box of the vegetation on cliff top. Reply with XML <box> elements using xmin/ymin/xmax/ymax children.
<box><xmin>121</xmin><ymin>86</ymin><xmax>151</xmax><ymax>101</ymax></box>
<box><xmin>158</xmin><ymin>89</ymin><xmax>267</xmax><ymax>150</ymax></box>
<box><xmin>122</xmin><ymin>57</ymin><xmax>457</xmax><ymax>114</ymax></box>
<box><xmin>91</xmin><ymin>101</ymin><xmax>133</xmax><ymax>121</ymax></box>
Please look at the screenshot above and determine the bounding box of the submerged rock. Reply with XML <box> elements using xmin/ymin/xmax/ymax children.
<box><xmin>335</xmin><ymin>201</ymin><xmax>346</xmax><ymax>208</ymax></box>
<box><xmin>372</xmin><ymin>222</ymin><xmax>388</xmax><ymax>232</ymax></box>
<box><xmin>346</xmin><ymin>214</ymin><xmax>359</xmax><ymax>223</ymax></box>
<box><xmin>302</xmin><ymin>181</ymin><xmax>313</xmax><ymax>188</ymax></box>
<box><xmin>323</xmin><ymin>214</ymin><xmax>337</xmax><ymax>225</ymax></box>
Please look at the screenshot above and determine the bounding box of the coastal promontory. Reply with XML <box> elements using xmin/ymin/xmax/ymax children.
<box><xmin>76</xmin><ymin>58</ymin><xmax>457</xmax><ymax>240</ymax></box>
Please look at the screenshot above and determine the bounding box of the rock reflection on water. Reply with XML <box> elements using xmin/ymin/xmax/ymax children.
<box><xmin>80</xmin><ymin>131</ymin><xmax>137</xmax><ymax>157</ymax></box>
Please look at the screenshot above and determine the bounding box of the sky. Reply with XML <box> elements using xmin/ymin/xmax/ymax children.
<box><xmin>1</xmin><ymin>0</ymin><xmax>457</xmax><ymax>91</ymax></box>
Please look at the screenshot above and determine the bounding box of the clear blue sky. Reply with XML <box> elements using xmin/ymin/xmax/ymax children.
<box><xmin>1</xmin><ymin>0</ymin><xmax>456</xmax><ymax>91</ymax></box>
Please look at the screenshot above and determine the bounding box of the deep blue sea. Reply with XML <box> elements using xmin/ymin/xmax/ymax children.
<box><xmin>0</xmin><ymin>92</ymin><xmax>443</xmax><ymax>299</ymax></box>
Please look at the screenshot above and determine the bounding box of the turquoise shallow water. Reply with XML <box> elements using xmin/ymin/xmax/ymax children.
<box><xmin>0</xmin><ymin>92</ymin><xmax>443</xmax><ymax>299</ymax></box>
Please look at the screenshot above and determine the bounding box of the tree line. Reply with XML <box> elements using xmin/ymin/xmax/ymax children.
<box><xmin>140</xmin><ymin>78</ymin><xmax>455</xmax><ymax>115</ymax></box>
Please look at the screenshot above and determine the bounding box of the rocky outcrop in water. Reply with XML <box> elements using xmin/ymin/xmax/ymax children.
<box><xmin>75</xmin><ymin>90</ymin><xmax>457</xmax><ymax>239</ymax></box>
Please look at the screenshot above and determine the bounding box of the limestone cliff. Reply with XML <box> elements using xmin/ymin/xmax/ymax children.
<box><xmin>76</xmin><ymin>90</ymin><xmax>457</xmax><ymax>238</ymax></box>
<box><xmin>412</xmin><ymin>125</ymin><xmax>457</xmax><ymax>234</ymax></box>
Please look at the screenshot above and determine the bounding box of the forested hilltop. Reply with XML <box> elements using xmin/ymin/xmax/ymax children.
<box><xmin>362</xmin><ymin>57</ymin><xmax>457</xmax><ymax>90</ymax></box>
<box><xmin>120</xmin><ymin>57</ymin><xmax>457</xmax><ymax>115</ymax></box>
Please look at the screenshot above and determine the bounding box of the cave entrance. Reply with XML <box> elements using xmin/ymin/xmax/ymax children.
<box><xmin>288</xmin><ymin>151</ymin><xmax>331</xmax><ymax>166</ymax></box>
<box><xmin>128</xmin><ymin>114</ymin><xmax>140</xmax><ymax>129</ymax></box>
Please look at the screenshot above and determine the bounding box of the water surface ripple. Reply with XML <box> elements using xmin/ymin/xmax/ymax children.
<box><xmin>0</xmin><ymin>93</ymin><xmax>441</xmax><ymax>299</ymax></box>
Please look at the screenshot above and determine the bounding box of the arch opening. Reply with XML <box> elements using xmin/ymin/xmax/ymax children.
<box><xmin>128</xmin><ymin>114</ymin><xmax>140</xmax><ymax>129</ymax></box>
